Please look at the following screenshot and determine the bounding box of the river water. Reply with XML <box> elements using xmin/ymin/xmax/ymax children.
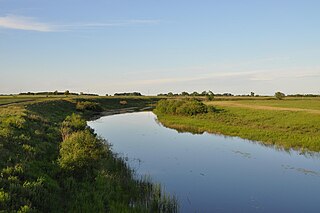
<box><xmin>88</xmin><ymin>111</ymin><xmax>320</xmax><ymax>213</ymax></box>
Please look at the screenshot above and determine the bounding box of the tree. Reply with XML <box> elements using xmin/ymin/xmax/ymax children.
<box><xmin>275</xmin><ymin>91</ymin><xmax>285</xmax><ymax>100</ymax></box>
<box><xmin>53</xmin><ymin>90</ymin><xmax>58</xmax><ymax>95</ymax></box>
<box><xmin>207</xmin><ymin>90</ymin><xmax>214</xmax><ymax>101</ymax></box>
<box><xmin>250</xmin><ymin>92</ymin><xmax>255</xmax><ymax>97</ymax></box>
<box><xmin>181</xmin><ymin>91</ymin><xmax>189</xmax><ymax>96</ymax></box>
<box><xmin>64</xmin><ymin>90</ymin><xmax>70</xmax><ymax>96</ymax></box>
<box><xmin>191</xmin><ymin>91</ymin><xmax>199</xmax><ymax>96</ymax></box>
<box><xmin>201</xmin><ymin>91</ymin><xmax>208</xmax><ymax>96</ymax></box>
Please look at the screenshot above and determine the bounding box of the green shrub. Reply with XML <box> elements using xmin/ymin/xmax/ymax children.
<box><xmin>176</xmin><ymin>100</ymin><xmax>207</xmax><ymax>115</ymax></box>
<box><xmin>58</xmin><ymin>130</ymin><xmax>107</xmax><ymax>178</ymax></box>
<box><xmin>155</xmin><ymin>99</ymin><xmax>208</xmax><ymax>116</ymax></box>
<box><xmin>17</xmin><ymin>205</ymin><xmax>31</xmax><ymax>213</ymax></box>
<box><xmin>61</xmin><ymin>113</ymin><xmax>87</xmax><ymax>140</ymax></box>
<box><xmin>0</xmin><ymin>189</ymin><xmax>10</xmax><ymax>209</ymax></box>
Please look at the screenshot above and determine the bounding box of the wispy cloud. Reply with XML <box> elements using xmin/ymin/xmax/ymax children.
<box><xmin>110</xmin><ymin>71</ymin><xmax>260</xmax><ymax>86</ymax></box>
<box><xmin>248</xmin><ymin>67</ymin><xmax>320</xmax><ymax>81</ymax></box>
<box><xmin>56</xmin><ymin>19</ymin><xmax>160</xmax><ymax>31</ymax></box>
<box><xmin>110</xmin><ymin>66</ymin><xmax>320</xmax><ymax>87</ymax></box>
<box><xmin>0</xmin><ymin>14</ymin><xmax>54</xmax><ymax>32</ymax></box>
<box><xmin>0</xmin><ymin>14</ymin><xmax>160</xmax><ymax>32</ymax></box>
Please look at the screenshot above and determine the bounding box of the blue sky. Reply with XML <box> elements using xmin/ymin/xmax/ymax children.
<box><xmin>1</xmin><ymin>0</ymin><xmax>320</xmax><ymax>95</ymax></box>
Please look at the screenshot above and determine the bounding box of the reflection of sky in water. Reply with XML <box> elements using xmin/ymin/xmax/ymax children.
<box><xmin>89</xmin><ymin>112</ymin><xmax>320</xmax><ymax>213</ymax></box>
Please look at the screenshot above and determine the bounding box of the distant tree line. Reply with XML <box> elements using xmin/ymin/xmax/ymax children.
<box><xmin>18</xmin><ymin>91</ymin><xmax>99</xmax><ymax>96</ymax></box>
<box><xmin>273</xmin><ymin>92</ymin><xmax>320</xmax><ymax>100</ymax></box>
<box><xmin>157</xmin><ymin>91</ymin><xmax>232</xmax><ymax>97</ymax></box>
<box><xmin>114</xmin><ymin>92</ymin><xmax>142</xmax><ymax>96</ymax></box>
<box><xmin>79</xmin><ymin>92</ymin><xmax>99</xmax><ymax>96</ymax></box>
<box><xmin>287</xmin><ymin>94</ymin><xmax>320</xmax><ymax>97</ymax></box>
<box><xmin>19</xmin><ymin>91</ymin><xmax>79</xmax><ymax>96</ymax></box>
<box><xmin>12</xmin><ymin>91</ymin><xmax>320</xmax><ymax>98</ymax></box>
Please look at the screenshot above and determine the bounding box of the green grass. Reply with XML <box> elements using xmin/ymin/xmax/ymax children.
<box><xmin>0</xmin><ymin>97</ymin><xmax>34</xmax><ymax>105</ymax></box>
<box><xmin>155</xmin><ymin>99</ymin><xmax>320</xmax><ymax>152</ymax></box>
<box><xmin>0</xmin><ymin>97</ymin><xmax>177</xmax><ymax>212</ymax></box>
<box><xmin>0</xmin><ymin>95</ymin><xmax>75</xmax><ymax>106</ymax></box>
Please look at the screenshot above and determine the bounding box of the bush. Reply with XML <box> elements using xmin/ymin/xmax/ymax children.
<box><xmin>58</xmin><ymin>130</ymin><xmax>107</xmax><ymax>178</ymax></box>
<box><xmin>76</xmin><ymin>101</ymin><xmax>103</xmax><ymax>112</ymax></box>
<box><xmin>176</xmin><ymin>100</ymin><xmax>207</xmax><ymax>115</ymax></box>
<box><xmin>155</xmin><ymin>99</ymin><xmax>208</xmax><ymax>116</ymax></box>
<box><xmin>61</xmin><ymin>113</ymin><xmax>87</xmax><ymax>140</ymax></box>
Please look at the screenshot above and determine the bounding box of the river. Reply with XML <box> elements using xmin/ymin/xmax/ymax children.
<box><xmin>88</xmin><ymin>111</ymin><xmax>320</xmax><ymax>212</ymax></box>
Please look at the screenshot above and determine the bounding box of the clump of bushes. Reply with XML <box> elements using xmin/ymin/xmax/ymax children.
<box><xmin>155</xmin><ymin>99</ymin><xmax>208</xmax><ymax>116</ymax></box>
<box><xmin>76</xmin><ymin>101</ymin><xmax>103</xmax><ymax>112</ymax></box>
<box><xmin>59</xmin><ymin>114</ymin><xmax>106</xmax><ymax>179</ymax></box>
<box><xmin>61</xmin><ymin>113</ymin><xmax>88</xmax><ymax>140</ymax></box>
<box><xmin>59</xmin><ymin>130</ymin><xmax>107</xmax><ymax>178</ymax></box>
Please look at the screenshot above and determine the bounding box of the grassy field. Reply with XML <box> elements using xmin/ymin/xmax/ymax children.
<box><xmin>212</xmin><ymin>98</ymin><xmax>320</xmax><ymax>111</ymax></box>
<box><xmin>0</xmin><ymin>95</ymin><xmax>160</xmax><ymax>106</ymax></box>
<box><xmin>0</xmin><ymin>95</ymin><xmax>75</xmax><ymax>106</ymax></box>
<box><xmin>154</xmin><ymin>98</ymin><xmax>320</xmax><ymax>152</ymax></box>
<box><xmin>0</xmin><ymin>97</ymin><xmax>35</xmax><ymax>105</ymax></box>
<box><xmin>0</xmin><ymin>96</ymin><xmax>177</xmax><ymax>212</ymax></box>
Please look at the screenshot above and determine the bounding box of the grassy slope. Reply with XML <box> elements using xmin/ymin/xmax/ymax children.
<box><xmin>0</xmin><ymin>96</ymin><xmax>177</xmax><ymax>212</ymax></box>
<box><xmin>155</xmin><ymin>98</ymin><xmax>320</xmax><ymax>152</ymax></box>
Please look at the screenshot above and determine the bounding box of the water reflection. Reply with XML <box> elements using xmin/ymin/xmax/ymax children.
<box><xmin>89</xmin><ymin>112</ymin><xmax>320</xmax><ymax>213</ymax></box>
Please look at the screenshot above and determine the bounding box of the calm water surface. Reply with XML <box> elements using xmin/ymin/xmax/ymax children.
<box><xmin>88</xmin><ymin>112</ymin><xmax>320</xmax><ymax>213</ymax></box>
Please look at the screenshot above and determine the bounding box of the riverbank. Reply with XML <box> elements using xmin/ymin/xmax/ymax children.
<box><xmin>154</xmin><ymin>99</ymin><xmax>320</xmax><ymax>152</ymax></box>
<box><xmin>0</xmin><ymin>97</ymin><xmax>177</xmax><ymax>212</ymax></box>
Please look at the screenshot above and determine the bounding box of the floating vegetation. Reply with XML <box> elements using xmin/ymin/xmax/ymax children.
<box><xmin>282</xmin><ymin>164</ymin><xmax>320</xmax><ymax>177</ymax></box>
<box><xmin>233</xmin><ymin>150</ymin><xmax>252</xmax><ymax>159</ymax></box>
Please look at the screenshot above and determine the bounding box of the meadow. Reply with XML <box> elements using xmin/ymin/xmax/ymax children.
<box><xmin>154</xmin><ymin>97</ymin><xmax>320</xmax><ymax>152</ymax></box>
